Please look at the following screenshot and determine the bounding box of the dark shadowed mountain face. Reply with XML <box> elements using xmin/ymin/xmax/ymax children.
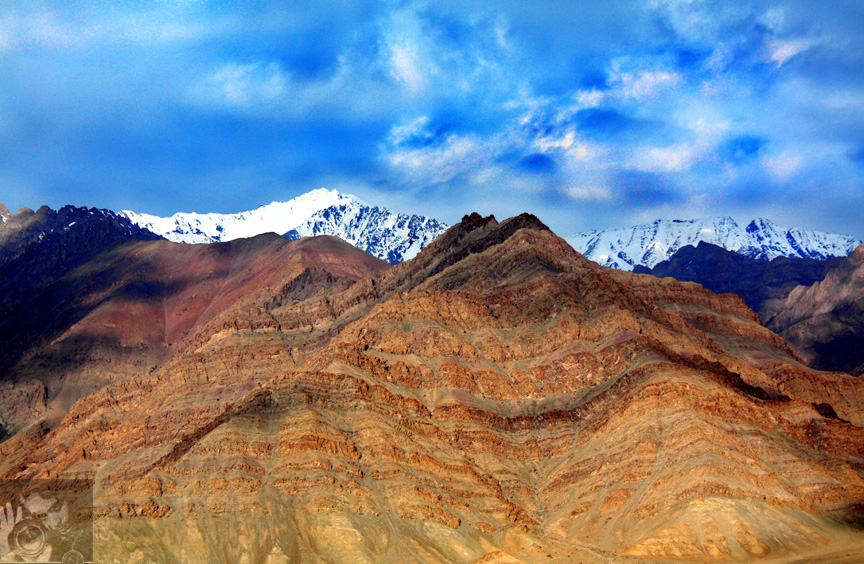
<box><xmin>633</xmin><ymin>241</ymin><xmax>843</xmax><ymax>315</ymax></box>
<box><xmin>763</xmin><ymin>243</ymin><xmax>864</xmax><ymax>376</ymax></box>
<box><xmin>0</xmin><ymin>205</ymin><xmax>162</xmax><ymax>376</ymax></box>
<box><xmin>0</xmin><ymin>205</ymin><xmax>162</xmax><ymax>312</ymax></box>
<box><xmin>2</xmin><ymin>213</ymin><xmax>863</xmax><ymax>563</ymax></box>
<box><xmin>633</xmin><ymin>241</ymin><xmax>864</xmax><ymax>375</ymax></box>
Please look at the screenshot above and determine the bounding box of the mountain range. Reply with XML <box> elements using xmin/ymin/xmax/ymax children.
<box><xmin>121</xmin><ymin>189</ymin><xmax>448</xmax><ymax>265</ymax></box>
<box><xmin>123</xmin><ymin>192</ymin><xmax>862</xmax><ymax>273</ymax></box>
<box><xmin>634</xmin><ymin>241</ymin><xmax>864</xmax><ymax>376</ymax></box>
<box><xmin>633</xmin><ymin>241</ymin><xmax>845</xmax><ymax>313</ymax></box>
<box><xmin>2</xmin><ymin>208</ymin><xmax>863</xmax><ymax>563</ymax></box>
<box><xmin>567</xmin><ymin>216</ymin><xmax>861</xmax><ymax>271</ymax></box>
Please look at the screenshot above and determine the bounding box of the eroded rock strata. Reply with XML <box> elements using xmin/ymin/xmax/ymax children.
<box><xmin>2</xmin><ymin>214</ymin><xmax>863</xmax><ymax>564</ymax></box>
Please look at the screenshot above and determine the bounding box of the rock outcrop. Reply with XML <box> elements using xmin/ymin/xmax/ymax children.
<box><xmin>763</xmin><ymin>243</ymin><xmax>864</xmax><ymax>375</ymax></box>
<box><xmin>2</xmin><ymin>214</ymin><xmax>863</xmax><ymax>564</ymax></box>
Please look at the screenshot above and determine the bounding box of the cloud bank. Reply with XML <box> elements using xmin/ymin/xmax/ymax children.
<box><xmin>1</xmin><ymin>1</ymin><xmax>863</xmax><ymax>238</ymax></box>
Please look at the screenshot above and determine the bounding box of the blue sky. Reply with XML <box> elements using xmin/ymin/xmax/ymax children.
<box><xmin>1</xmin><ymin>1</ymin><xmax>863</xmax><ymax>237</ymax></box>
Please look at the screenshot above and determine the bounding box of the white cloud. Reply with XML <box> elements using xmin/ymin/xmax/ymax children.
<box><xmin>387</xmin><ymin>116</ymin><xmax>432</xmax><ymax>145</ymax></box>
<box><xmin>564</xmin><ymin>184</ymin><xmax>614</xmax><ymax>202</ymax></box>
<box><xmin>194</xmin><ymin>62</ymin><xmax>288</xmax><ymax>109</ymax></box>
<box><xmin>766</xmin><ymin>38</ymin><xmax>820</xmax><ymax>66</ymax></box>
<box><xmin>763</xmin><ymin>153</ymin><xmax>804</xmax><ymax>181</ymax></box>
<box><xmin>0</xmin><ymin>20</ymin><xmax>12</xmax><ymax>54</ymax></box>
<box><xmin>649</xmin><ymin>0</ymin><xmax>752</xmax><ymax>44</ymax></box>
<box><xmin>0</xmin><ymin>5</ymin><xmax>226</xmax><ymax>52</ymax></box>
<box><xmin>630</xmin><ymin>145</ymin><xmax>697</xmax><ymax>173</ymax></box>
<box><xmin>759</xmin><ymin>8</ymin><xmax>787</xmax><ymax>34</ymax></box>
<box><xmin>386</xmin><ymin>37</ymin><xmax>428</xmax><ymax>93</ymax></box>
<box><xmin>384</xmin><ymin>129</ymin><xmax>490</xmax><ymax>186</ymax></box>
<box><xmin>608</xmin><ymin>60</ymin><xmax>681</xmax><ymax>101</ymax></box>
<box><xmin>378</xmin><ymin>7</ymin><xmax>440</xmax><ymax>94</ymax></box>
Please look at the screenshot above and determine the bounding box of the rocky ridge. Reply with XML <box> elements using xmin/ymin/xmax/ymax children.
<box><xmin>633</xmin><ymin>241</ymin><xmax>844</xmax><ymax>315</ymax></box>
<box><xmin>763</xmin><ymin>243</ymin><xmax>864</xmax><ymax>376</ymax></box>
<box><xmin>0</xmin><ymin>204</ymin><xmax>161</xmax><ymax>377</ymax></box>
<box><xmin>1</xmin><ymin>214</ymin><xmax>863</xmax><ymax>564</ymax></box>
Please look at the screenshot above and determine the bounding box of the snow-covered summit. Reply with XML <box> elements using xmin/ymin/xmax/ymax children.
<box><xmin>121</xmin><ymin>188</ymin><xmax>350</xmax><ymax>244</ymax></box>
<box><xmin>121</xmin><ymin>189</ymin><xmax>448</xmax><ymax>264</ymax></box>
<box><xmin>566</xmin><ymin>217</ymin><xmax>861</xmax><ymax>271</ymax></box>
<box><xmin>284</xmin><ymin>204</ymin><xmax>447</xmax><ymax>265</ymax></box>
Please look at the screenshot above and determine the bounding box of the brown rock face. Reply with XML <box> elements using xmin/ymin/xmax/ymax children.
<box><xmin>763</xmin><ymin>243</ymin><xmax>864</xmax><ymax>375</ymax></box>
<box><xmin>2</xmin><ymin>215</ymin><xmax>864</xmax><ymax>564</ymax></box>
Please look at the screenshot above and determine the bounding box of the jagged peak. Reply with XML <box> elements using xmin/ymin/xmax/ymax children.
<box><xmin>569</xmin><ymin>216</ymin><xmax>861</xmax><ymax>270</ymax></box>
<box><xmin>498</xmin><ymin>212</ymin><xmax>550</xmax><ymax>233</ymax></box>
<box><xmin>377</xmin><ymin>211</ymin><xmax>566</xmax><ymax>295</ymax></box>
<box><xmin>458</xmin><ymin>212</ymin><xmax>497</xmax><ymax>232</ymax></box>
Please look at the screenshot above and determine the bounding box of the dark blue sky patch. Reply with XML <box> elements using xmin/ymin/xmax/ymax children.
<box><xmin>574</xmin><ymin>109</ymin><xmax>669</xmax><ymax>144</ymax></box>
<box><xmin>518</xmin><ymin>153</ymin><xmax>557</xmax><ymax>174</ymax></box>
<box><xmin>616</xmin><ymin>170</ymin><xmax>683</xmax><ymax>207</ymax></box>
<box><xmin>721</xmin><ymin>135</ymin><xmax>767</xmax><ymax>163</ymax></box>
<box><xmin>848</xmin><ymin>147</ymin><xmax>864</xmax><ymax>164</ymax></box>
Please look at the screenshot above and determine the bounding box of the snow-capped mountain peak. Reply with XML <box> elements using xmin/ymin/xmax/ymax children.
<box><xmin>121</xmin><ymin>189</ymin><xmax>448</xmax><ymax>264</ymax></box>
<box><xmin>566</xmin><ymin>217</ymin><xmax>861</xmax><ymax>270</ymax></box>
<box><xmin>121</xmin><ymin>188</ymin><xmax>353</xmax><ymax>244</ymax></box>
<box><xmin>284</xmin><ymin>203</ymin><xmax>447</xmax><ymax>264</ymax></box>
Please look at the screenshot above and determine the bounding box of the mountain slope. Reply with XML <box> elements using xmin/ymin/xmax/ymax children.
<box><xmin>122</xmin><ymin>188</ymin><xmax>448</xmax><ymax>264</ymax></box>
<box><xmin>0</xmin><ymin>204</ymin><xmax>161</xmax><ymax>373</ymax></box>
<box><xmin>3</xmin><ymin>213</ymin><xmax>863</xmax><ymax>563</ymax></box>
<box><xmin>633</xmin><ymin>241</ymin><xmax>844</xmax><ymax>313</ymax></box>
<box><xmin>763</xmin><ymin>243</ymin><xmax>864</xmax><ymax>375</ymax></box>
<box><xmin>568</xmin><ymin>217</ymin><xmax>861</xmax><ymax>270</ymax></box>
<box><xmin>0</xmin><ymin>231</ymin><xmax>389</xmax><ymax>439</ymax></box>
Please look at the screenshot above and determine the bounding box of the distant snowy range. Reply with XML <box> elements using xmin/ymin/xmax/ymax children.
<box><xmin>121</xmin><ymin>188</ymin><xmax>861</xmax><ymax>268</ymax></box>
<box><xmin>122</xmin><ymin>189</ymin><xmax>448</xmax><ymax>265</ymax></box>
<box><xmin>566</xmin><ymin>217</ymin><xmax>862</xmax><ymax>270</ymax></box>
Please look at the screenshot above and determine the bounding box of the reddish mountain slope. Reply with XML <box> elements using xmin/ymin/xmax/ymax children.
<box><xmin>2</xmin><ymin>215</ymin><xmax>863</xmax><ymax>564</ymax></box>
<box><xmin>0</xmin><ymin>234</ymin><xmax>388</xmax><ymax>437</ymax></box>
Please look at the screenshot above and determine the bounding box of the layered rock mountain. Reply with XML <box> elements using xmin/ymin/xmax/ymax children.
<box><xmin>567</xmin><ymin>216</ymin><xmax>860</xmax><ymax>270</ymax></box>
<box><xmin>763</xmin><ymin>243</ymin><xmax>864</xmax><ymax>376</ymax></box>
<box><xmin>2</xmin><ymin>214</ymin><xmax>863</xmax><ymax>564</ymax></box>
<box><xmin>633</xmin><ymin>241</ymin><xmax>844</xmax><ymax>314</ymax></box>
<box><xmin>122</xmin><ymin>188</ymin><xmax>448</xmax><ymax>264</ymax></box>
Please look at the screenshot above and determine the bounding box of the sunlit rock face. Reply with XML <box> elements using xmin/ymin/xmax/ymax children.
<box><xmin>3</xmin><ymin>213</ymin><xmax>864</xmax><ymax>564</ymax></box>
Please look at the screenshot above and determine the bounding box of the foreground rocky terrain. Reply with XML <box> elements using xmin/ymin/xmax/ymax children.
<box><xmin>1</xmin><ymin>213</ymin><xmax>863</xmax><ymax>563</ymax></box>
